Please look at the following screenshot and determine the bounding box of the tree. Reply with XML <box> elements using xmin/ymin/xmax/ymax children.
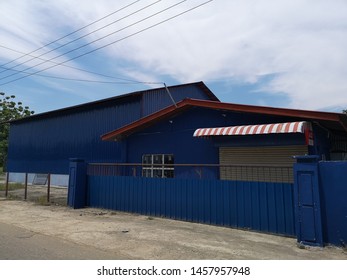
<box><xmin>0</xmin><ymin>92</ymin><xmax>34</xmax><ymax>168</ymax></box>
<box><xmin>343</xmin><ymin>109</ymin><xmax>347</xmax><ymax>114</ymax></box>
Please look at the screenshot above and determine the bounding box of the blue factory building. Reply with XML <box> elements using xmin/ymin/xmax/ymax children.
<box><xmin>5</xmin><ymin>81</ymin><xmax>347</xmax><ymax>247</ymax></box>
<box><xmin>101</xmin><ymin>97</ymin><xmax>347</xmax><ymax>180</ymax></box>
<box><xmin>7</xmin><ymin>82</ymin><xmax>217</xmax><ymax>174</ymax></box>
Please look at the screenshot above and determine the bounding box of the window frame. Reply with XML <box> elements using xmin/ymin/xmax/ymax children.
<box><xmin>142</xmin><ymin>154</ymin><xmax>174</xmax><ymax>178</ymax></box>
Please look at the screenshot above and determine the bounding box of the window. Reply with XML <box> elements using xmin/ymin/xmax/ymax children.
<box><xmin>142</xmin><ymin>154</ymin><xmax>174</xmax><ymax>178</ymax></box>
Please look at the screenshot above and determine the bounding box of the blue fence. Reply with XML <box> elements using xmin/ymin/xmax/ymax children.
<box><xmin>319</xmin><ymin>161</ymin><xmax>347</xmax><ymax>246</ymax></box>
<box><xmin>68</xmin><ymin>159</ymin><xmax>347</xmax><ymax>246</ymax></box>
<box><xmin>87</xmin><ymin>175</ymin><xmax>295</xmax><ymax>236</ymax></box>
<box><xmin>293</xmin><ymin>158</ymin><xmax>347</xmax><ymax>247</ymax></box>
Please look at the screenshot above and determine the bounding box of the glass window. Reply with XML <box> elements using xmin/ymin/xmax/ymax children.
<box><xmin>164</xmin><ymin>154</ymin><xmax>174</xmax><ymax>165</ymax></box>
<box><xmin>142</xmin><ymin>154</ymin><xmax>174</xmax><ymax>178</ymax></box>
<box><xmin>143</xmin><ymin>155</ymin><xmax>152</xmax><ymax>165</ymax></box>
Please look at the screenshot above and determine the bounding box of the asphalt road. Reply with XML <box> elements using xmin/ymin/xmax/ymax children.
<box><xmin>1</xmin><ymin>199</ymin><xmax>347</xmax><ymax>260</ymax></box>
<box><xmin>0</xmin><ymin>222</ymin><xmax>128</xmax><ymax>260</ymax></box>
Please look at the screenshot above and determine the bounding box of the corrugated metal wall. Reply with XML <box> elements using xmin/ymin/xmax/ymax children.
<box><xmin>7</xmin><ymin>84</ymin><xmax>213</xmax><ymax>174</ymax></box>
<box><xmin>142</xmin><ymin>84</ymin><xmax>212</xmax><ymax>116</ymax></box>
<box><xmin>7</xmin><ymin>99</ymin><xmax>141</xmax><ymax>174</ymax></box>
<box><xmin>87</xmin><ymin>176</ymin><xmax>296</xmax><ymax>236</ymax></box>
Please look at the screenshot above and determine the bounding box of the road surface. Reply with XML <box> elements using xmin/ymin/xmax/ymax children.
<box><xmin>0</xmin><ymin>199</ymin><xmax>346</xmax><ymax>260</ymax></box>
<box><xmin>0</xmin><ymin>222</ymin><xmax>128</xmax><ymax>260</ymax></box>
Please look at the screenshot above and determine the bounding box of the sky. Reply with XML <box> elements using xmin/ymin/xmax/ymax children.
<box><xmin>0</xmin><ymin>0</ymin><xmax>347</xmax><ymax>114</ymax></box>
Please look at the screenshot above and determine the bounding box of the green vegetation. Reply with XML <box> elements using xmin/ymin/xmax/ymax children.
<box><xmin>35</xmin><ymin>195</ymin><xmax>51</xmax><ymax>206</ymax></box>
<box><xmin>0</xmin><ymin>182</ymin><xmax>24</xmax><ymax>191</ymax></box>
<box><xmin>0</xmin><ymin>92</ymin><xmax>34</xmax><ymax>167</ymax></box>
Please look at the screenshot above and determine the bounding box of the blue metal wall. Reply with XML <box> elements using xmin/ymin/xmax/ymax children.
<box><xmin>8</xmin><ymin>99</ymin><xmax>141</xmax><ymax>174</ymax></box>
<box><xmin>141</xmin><ymin>84</ymin><xmax>213</xmax><ymax>116</ymax></box>
<box><xmin>87</xmin><ymin>176</ymin><xmax>296</xmax><ymax>236</ymax></box>
<box><xmin>7</xmin><ymin>83</ymin><xmax>213</xmax><ymax>174</ymax></box>
<box><xmin>126</xmin><ymin>107</ymin><xmax>310</xmax><ymax>171</ymax></box>
<box><xmin>126</xmin><ymin>108</ymin><xmax>223</xmax><ymax>167</ymax></box>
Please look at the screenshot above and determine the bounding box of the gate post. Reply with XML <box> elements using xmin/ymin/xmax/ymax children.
<box><xmin>293</xmin><ymin>155</ymin><xmax>323</xmax><ymax>247</ymax></box>
<box><xmin>67</xmin><ymin>158</ymin><xmax>87</xmax><ymax>209</ymax></box>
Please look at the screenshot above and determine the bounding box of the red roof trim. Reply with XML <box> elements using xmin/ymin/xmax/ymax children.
<box><xmin>185</xmin><ymin>99</ymin><xmax>344</xmax><ymax>121</ymax></box>
<box><xmin>101</xmin><ymin>98</ymin><xmax>347</xmax><ymax>141</ymax></box>
<box><xmin>101</xmin><ymin>100</ymin><xmax>189</xmax><ymax>141</ymax></box>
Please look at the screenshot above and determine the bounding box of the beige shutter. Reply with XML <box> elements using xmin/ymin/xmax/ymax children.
<box><xmin>219</xmin><ymin>145</ymin><xmax>308</xmax><ymax>183</ymax></box>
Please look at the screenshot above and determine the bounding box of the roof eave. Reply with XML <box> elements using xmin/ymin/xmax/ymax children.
<box><xmin>101</xmin><ymin>99</ymin><xmax>347</xmax><ymax>141</ymax></box>
<box><xmin>101</xmin><ymin>99</ymin><xmax>193</xmax><ymax>141</ymax></box>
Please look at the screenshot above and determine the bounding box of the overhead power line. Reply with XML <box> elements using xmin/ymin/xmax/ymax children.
<box><xmin>0</xmin><ymin>63</ymin><xmax>162</xmax><ymax>85</ymax></box>
<box><xmin>0</xmin><ymin>44</ymin><xmax>160</xmax><ymax>84</ymax></box>
<box><xmin>0</xmin><ymin>0</ymin><xmax>186</xmax><ymax>82</ymax></box>
<box><xmin>0</xmin><ymin>0</ymin><xmax>213</xmax><ymax>87</ymax></box>
<box><xmin>0</xmin><ymin>45</ymin><xmax>145</xmax><ymax>83</ymax></box>
<box><xmin>0</xmin><ymin>0</ymin><xmax>141</xmax><ymax>73</ymax></box>
<box><xmin>0</xmin><ymin>0</ymin><xmax>161</xmax><ymax>77</ymax></box>
<box><xmin>0</xmin><ymin>0</ymin><xmax>187</xmax><ymax>84</ymax></box>
<box><xmin>0</xmin><ymin>0</ymin><xmax>164</xmax><ymax>85</ymax></box>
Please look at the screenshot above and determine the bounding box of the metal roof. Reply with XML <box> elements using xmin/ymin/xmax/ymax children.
<box><xmin>101</xmin><ymin>98</ymin><xmax>347</xmax><ymax>141</ymax></box>
<box><xmin>8</xmin><ymin>81</ymin><xmax>218</xmax><ymax>124</ymax></box>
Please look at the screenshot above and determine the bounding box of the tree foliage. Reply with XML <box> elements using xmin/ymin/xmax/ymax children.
<box><xmin>0</xmin><ymin>92</ymin><xmax>34</xmax><ymax>167</ymax></box>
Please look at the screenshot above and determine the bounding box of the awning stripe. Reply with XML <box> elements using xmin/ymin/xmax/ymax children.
<box><xmin>193</xmin><ymin>121</ymin><xmax>309</xmax><ymax>137</ymax></box>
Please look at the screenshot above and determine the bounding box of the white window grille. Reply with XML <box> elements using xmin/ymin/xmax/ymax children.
<box><xmin>142</xmin><ymin>154</ymin><xmax>174</xmax><ymax>178</ymax></box>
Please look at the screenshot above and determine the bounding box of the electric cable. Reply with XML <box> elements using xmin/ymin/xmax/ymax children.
<box><xmin>0</xmin><ymin>0</ymin><xmax>188</xmax><ymax>83</ymax></box>
<box><xmin>0</xmin><ymin>0</ymin><xmax>161</xmax><ymax>77</ymax></box>
<box><xmin>0</xmin><ymin>64</ymin><xmax>162</xmax><ymax>84</ymax></box>
<box><xmin>0</xmin><ymin>44</ymin><xmax>160</xmax><ymax>84</ymax></box>
<box><xmin>0</xmin><ymin>0</ymin><xmax>141</xmax><ymax>73</ymax></box>
<box><xmin>0</xmin><ymin>0</ymin><xmax>213</xmax><ymax>86</ymax></box>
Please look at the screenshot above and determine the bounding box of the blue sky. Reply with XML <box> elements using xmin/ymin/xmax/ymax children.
<box><xmin>1</xmin><ymin>0</ymin><xmax>347</xmax><ymax>114</ymax></box>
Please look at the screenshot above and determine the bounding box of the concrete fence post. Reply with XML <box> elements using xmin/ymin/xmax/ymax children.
<box><xmin>67</xmin><ymin>158</ymin><xmax>87</xmax><ymax>209</ymax></box>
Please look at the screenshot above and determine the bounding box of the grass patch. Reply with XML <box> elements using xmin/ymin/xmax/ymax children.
<box><xmin>0</xmin><ymin>183</ymin><xmax>25</xmax><ymax>191</ymax></box>
<box><xmin>35</xmin><ymin>195</ymin><xmax>51</xmax><ymax>206</ymax></box>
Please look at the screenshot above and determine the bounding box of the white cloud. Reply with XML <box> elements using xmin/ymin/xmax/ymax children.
<box><xmin>1</xmin><ymin>0</ymin><xmax>347</xmax><ymax>111</ymax></box>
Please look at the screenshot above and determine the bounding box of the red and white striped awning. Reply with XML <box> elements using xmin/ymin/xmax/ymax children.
<box><xmin>193</xmin><ymin>121</ymin><xmax>310</xmax><ymax>137</ymax></box>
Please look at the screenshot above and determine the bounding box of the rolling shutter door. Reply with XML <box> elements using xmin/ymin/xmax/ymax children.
<box><xmin>219</xmin><ymin>145</ymin><xmax>308</xmax><ymax>183</ymax></box>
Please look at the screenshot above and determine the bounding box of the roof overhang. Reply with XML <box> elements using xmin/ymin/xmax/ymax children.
<box><xmin>101</xmin><ymin>98</ymin><xmax>347</xmax><ymax>141</ymax></box>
